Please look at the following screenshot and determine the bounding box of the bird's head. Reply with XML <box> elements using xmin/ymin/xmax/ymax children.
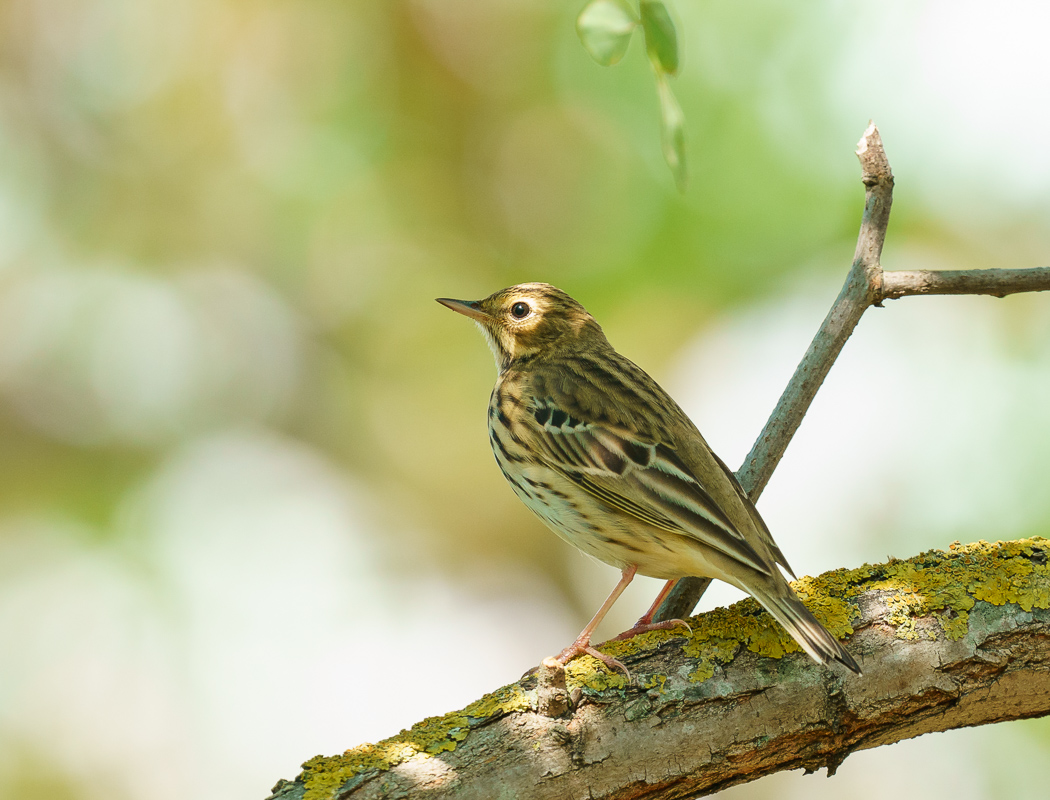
<box><xmin>437</xmin><ymin>283</ymin><xmax>606</xmax><ymax>370</ymax></box>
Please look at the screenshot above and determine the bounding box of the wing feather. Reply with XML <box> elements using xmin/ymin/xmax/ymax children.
<box><xmin>523</xmin><ymin>397</ymin><xmax>771</xmax><ymax>575</ymax></box>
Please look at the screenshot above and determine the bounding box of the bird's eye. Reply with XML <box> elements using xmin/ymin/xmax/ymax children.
<box><xmin>510</xmin><ymin>301</ymin><xmax>531</xmax><ymax>319</ymax></box>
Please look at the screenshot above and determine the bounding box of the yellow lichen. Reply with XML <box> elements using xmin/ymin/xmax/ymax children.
<box><xmin>299</xmin><ymin>685</ymin><xmax>531</xmax><ymax>800</ymax></box>
<box><xmin>673</xmin><ymin>536</ymin><xmax>1050</xmax><ymax>676</ymax></box>
<box><xmin>641</xmin><ymin>673</ymin><xmax>669</xmax><ymax>693</ymax></box>
<box><xmin>822</xmin><ymin>538</ymin><xmax>1050</xmax><ymax>644</ymax></box>
<box><xmin>747</xmin><ymin>624</ymin><xmax>792</xmax><ymax>659</ymax></box>
<box><xmin>791</xmin><ymin>573</ymin><xmax>859</xmax><ymax>638</ymax></box>
<box><xmin>463</xmin><ymin>684</ymin><xmax>531</xmax><ymax>719</ymax></box>
<box><xmin>684</xmin><ymin>635</ymin><xmax>740</xmax><ymax>682</ymax></box>
<box><xmin>938</xmin><ymin>610</ymin><xmax>970</xmax><ymax>641</ymax></box>
<box><xmin>563</xmin><ymin>656</ymin><xmax>628</xmax><ymax>692</ymax></box>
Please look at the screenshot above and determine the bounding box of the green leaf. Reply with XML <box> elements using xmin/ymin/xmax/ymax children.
<box><xmin>576</xmin><ymin>0</ymin><xmax>638</xmax><ymax>67</ymax></box>
<box><xmin>640</xmin><ymin>0</ymin><xmax>678</xmax><ymax>75</ymax></box>
<box><xmin>655</xmin><ymin>73</ymin><xmax>687</xmax><ymax>191</ymax></box>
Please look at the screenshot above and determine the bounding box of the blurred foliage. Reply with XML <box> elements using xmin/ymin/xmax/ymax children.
<box><xmin>577</xmin><ymin>0</ymin><xmax>685</xmax><ymax>187</ymax></box>
<box><xmin>2</xmin><ymin>0</ymin><xmax>1047</xmax><ymax>600</ymax></box>
<box><xmin>576</xmin><ymin>0</ymin><xmax>638</xmax><ymax>66</ymax></box>
<box><xmin>2</xmin><ymin>1</ymin><xmax>1050</xmax><ymax>795</ymax></box>
<box><xmin>0</xmin><ymin>0</ymin><xmax>876</xmax><ymax>587</ymax></box>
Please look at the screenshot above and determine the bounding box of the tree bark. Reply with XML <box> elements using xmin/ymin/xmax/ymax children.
<box><xmin>270</xmin><ymin>537</ymin><xmax>1050</xmax><ymax>800</ymax></box>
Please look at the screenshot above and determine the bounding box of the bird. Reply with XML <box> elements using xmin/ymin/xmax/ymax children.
<box><xmin>437</xmin><ymin>283</ymin><xmax>860</xmax><ymax>677</ymax></box>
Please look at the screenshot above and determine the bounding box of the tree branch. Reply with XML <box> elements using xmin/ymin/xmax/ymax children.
<box><xmin>736</xmin><ymin>122</ymin><xmax>892</xmax><ymax>500</ymax></box>
<box><xmin>270</xmin><ymin>538</ymin><xmax>1050</xmax><ymax>800</ymax></box>
<box><xmin>881</xmin><ymin>267</ymin><xmax>1050</xmax><ymax>299</ymax></box>
<box><xmin>656</xmin><ymin>123</ymin><xmax>1050</xmax><ymax>623</ymax></box>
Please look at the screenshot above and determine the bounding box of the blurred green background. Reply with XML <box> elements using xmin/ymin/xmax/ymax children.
<box><xmin>1</xmin><ymin>1</ymin><xmax>1049</xmax><ymax>798</ymax></box>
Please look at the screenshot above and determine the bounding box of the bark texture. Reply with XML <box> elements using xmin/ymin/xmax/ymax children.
<box><xmin>270</xmin><ymin>537</ymin><xmax>1050</xmax><ymax>800</ymax></box>
<box><xmin>880</xmin><ymin>267</ymin><xmax>1050</xmax><ymax>299</ymax></box>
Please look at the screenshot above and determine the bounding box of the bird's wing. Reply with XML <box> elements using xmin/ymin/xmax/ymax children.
<box><xmin>520</xmin><ymin>395</ymin><xmax>773</xmax><ymax>576</ymax></box>
<box><xmin>707</xmin><ymin>448</ymin><xmax>795</xmax><ymax>578</ymax></box>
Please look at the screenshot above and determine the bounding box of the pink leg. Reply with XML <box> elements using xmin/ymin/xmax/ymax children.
<box><xmin>609</xmin><ymin>577</ymin><xmax>692</xmax><ymax>642</ymax></box>
<box><xmin>639</xmin><ymin>578</ymin><xmax>679</xmax><ymax>624</ymax></box>
<box><xmin>556</xmin><ymin>565</ymin><xmax>638</xmax><ymax>676</ymax></box>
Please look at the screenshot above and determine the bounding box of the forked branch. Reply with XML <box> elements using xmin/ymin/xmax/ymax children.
<box><xmin>656</xmin><ymin>123</ymin><xmax>1050</xmax><ymax>623</ymax></box>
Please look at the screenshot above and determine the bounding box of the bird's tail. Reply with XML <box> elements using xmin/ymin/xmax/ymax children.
<box><xmin>745</xmin><ymin>579</ymin><xmax>862</xmax><ymax>675</ymax></box>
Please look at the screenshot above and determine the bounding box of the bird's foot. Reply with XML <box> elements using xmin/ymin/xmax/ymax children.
<box><xmin>556</xmin><ymin>638</ymin><xmax>630</xmax><ymax>680</ymax></box>
<box><xmin>610</xmin><ymin>617</ymin><xmax>692</xmax><ymax>643</ymax></box>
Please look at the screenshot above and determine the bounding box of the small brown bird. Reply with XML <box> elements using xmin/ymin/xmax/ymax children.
<box><xmin>438</xmin><ymin>283</ymin><xmax>860</xmax><ymax>676</ymax></box>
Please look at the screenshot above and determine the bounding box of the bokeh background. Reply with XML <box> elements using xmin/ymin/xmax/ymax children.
<box><xmin>1</xmin><ymin>1</ymin><xmax>1049</xmax><ymax>798</ymax></box>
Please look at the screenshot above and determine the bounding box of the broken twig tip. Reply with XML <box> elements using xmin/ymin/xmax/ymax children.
<box><xmin>856</xmin><ymin>121</ymin><xmax>879</xmax><ymax>156</ymax></box>
<box><xmin>537</xmin><ymin>657</ymin><xmax>571</xmax><ymax>717</ymax></box>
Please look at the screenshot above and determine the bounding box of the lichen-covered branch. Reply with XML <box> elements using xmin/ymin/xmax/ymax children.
<box><xmin>269</xmin><ymin>537</ymin><xmax>1050</xmax><ymax>800</ymax></box>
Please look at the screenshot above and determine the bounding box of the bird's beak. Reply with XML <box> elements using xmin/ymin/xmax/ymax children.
<box><xmin>436</xmin><ymin>297</ymin><xmax>492</xmax><ymax>324</ymax></box>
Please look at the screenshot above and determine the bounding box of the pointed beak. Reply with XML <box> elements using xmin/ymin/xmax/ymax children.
<box><xmin>436</xmin><ymin>297</ymin><xmax>492</xmax><ymax>324</ymax></box>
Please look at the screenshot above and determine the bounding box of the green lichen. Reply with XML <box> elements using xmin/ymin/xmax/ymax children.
<box><xmin>669</xmin><ymin>537</ymin><xmax>1050</xmax><ymax>681</ymax></box>
<box><xmin>299</xmin><ymin>684</ymin><xmax>531</xmax><ymax>800</ymax></box>
<box><xmin>297</xmin><ymin>537</ymin><xmax>1050</xmax><ymax>799</ymax></box>
<box><xmin>641</xmin><ymin>672</ymin><xmax>669</xmax><ymax>693</ymax></box>
<box><xmin>938</xmin><ymin>609</ymin><xmax>970</xmax><ymax>641</ymax></box>
<box><xmin>564</xmin><ymin>656</ymin><xmax>628</xmax><ymax>692</ymax></box>
<box><xmin>683</xmin><ymin>635</ymin><xmax>740</xmax><ymax>682</ymax></box>
<box><xmin>791</xmin><ymin>573</ymin><xmax>861</xmax><ymax>639</ymax></box>
<box><xmin>668</xmin><ymin>571</ymin><xmax>862</xmax><ymax>682</ymax></box>
<box><xmin>560</xmin><ymin>623</ymin><xmax>697</xmax><ymax>693</ymax></box>
<box><xmin>803</xmin><ymin>538</ymin><xmax>1050</xmax><ymax>645</ymax></box>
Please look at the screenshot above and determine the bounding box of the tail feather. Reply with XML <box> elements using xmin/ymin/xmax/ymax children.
<box><xmin>747</xmin><ymin>583</ymin><xmax>862</xmax><ymax>675</ymax></box>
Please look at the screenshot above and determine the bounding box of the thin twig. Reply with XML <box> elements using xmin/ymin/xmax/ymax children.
<box><xmin>881</xmin><ymin>267</ymin><xmax>1050</xmax><ymax>300</ymax></box>
<box><xmin>739</xmin><ymin>122</ymin><xmax>893</xmax><ymax>498</ymax></box>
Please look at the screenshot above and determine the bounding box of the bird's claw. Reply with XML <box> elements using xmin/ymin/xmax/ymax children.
<box><xmin>556</xmin><ymin>641</ymin><xmax>631</xmax><ymax>681</ymax></box>
<box><xmin>610</xmin><ymin>617</ymin><xmax>692</xmax><ymax>642</ymax></box>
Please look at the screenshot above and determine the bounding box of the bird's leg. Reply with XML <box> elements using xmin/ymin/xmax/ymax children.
<box><xmin>556</xmin><ymin>565</ymin><xmax>637</xmax><ymax>677</ymax></box>
<box><xmin>609</xmin><ymin>578</ymin><xmax>692</xmax><ymax>642</ymax></box>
